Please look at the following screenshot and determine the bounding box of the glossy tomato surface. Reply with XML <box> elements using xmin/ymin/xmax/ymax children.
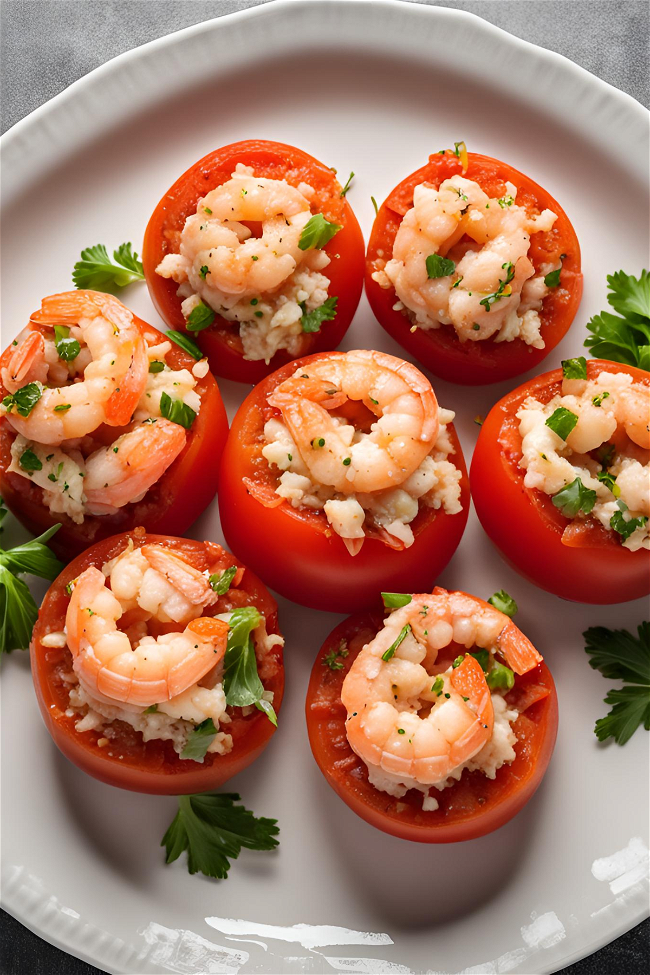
<box><xmin>366</xmin><ymin>151</ymin><xmax>583</xmax><ymax>385</ymax></box>
<box><xmin>306</xmin><ymin>605</ymin><xmax>558</xmax><ymax>843</ymax></box>
<box><xmin>30</xmin><ymin>530</ymin><xmax>284</xmax><ymax>794</ymax></box>
<box><xmin>471</xmin><ymin>360</ymin><xmax>650</xmax><ymax>603</ymax></box>
<box><xmin>0</xmin><ymin>314</ymin><xmax>228</xmax><ymax>561</ymax></box>
<box><xmin>218</xmin><ymin>353</ymin><xmax>470</xmax><ymax>612</ymax></box>
<box><xmin>143</xmin><ymin>139</ymin><xmax>365</xmax><ymax>384</ymax></box>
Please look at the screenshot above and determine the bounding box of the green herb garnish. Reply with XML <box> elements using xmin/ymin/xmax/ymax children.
<box><xmin>223</xmin><ymin>607</ymin><xmax>277</xmax><ymax>726</ymax></box>
<box><xmin>2</xmin><ymin>382</ymin><xmax>43</xmax><ymax>418</ymax></box>
<box><xmin>166</xmin><ymin>330</ymin><xmax>203</xmax><ymax>360</ymax></box>
<box><xmin>584</xmin><ymin>622</ymin><xmax>649</xmax><ymax>744</ymax></box>
<box><xmin>552</xmin><ymin>477</ymin><xmax>597</xmax><ymax>518</ymax></box>
<box><xmin>561</xmin><ymin>356</ymin><xmax>587</xmax><ymax>380</ymax></box>
<box><xmin>160</xmin><ymin>391</ymin><xmax>196</xmax><ymax>429</ymax></box>
<box><xmin>426</xmin><ymin>254</ymin><xmax>455</xmax><ymax>279</ymax></box>
<box><xmin>186</xmin><ymin>301</ymin><xmax>216</xmax><ymax>332</ymax></box>
<box><xmin>585</xmin><ymin>269</ymin><xmax>650</xmax><ymax>370</ymax></box>
<box><xmin>610</xmin><ymin>500</ymin><xmax>647</xmax><ymax>541</ymax></box>
<box><xmin>381</xmin><ymin>592</ymin><xmax>412</xmax><ymax>609</ymax></box>
<box><xmin>545</xmin><ymin>406</ymin><xmax>578</xmax><ymax>441</ymax></box>
<box><xmin>340</xmin><ymin>172</ymin><xmax>354</xmax><ymax>197</ymax></box>
<box><xmin>381</xmin><ymin>624</ymin><xmax>411</xmax><ymax>662</ymax></box>
<box><xmin>72</xmin><ymin>242</ymin><xmax>144</xmax><ymax>290</ymax></box>
<box><xmin>487</xmin><ymin>590</ymin><xmax>518</xmax><ymax>617</ymax></box>
<box><xmin>0</xmin><ymin>518</ymin><xmax>62</xmax><ymax>654</ymax></box>
<box><xmin>209</xmin><ymin>566</ymin><xmax>237</xmax><ymax>595</ymax></box>
<box><xmin>486</xmin><ymin>662</ymin><xmax>515</xmax><ymax>690</ymax></box>
<box><xmin>19</xmin><ymin>449</ymin><xmax>42</xmax><ymax>472</ymax></box>
<box><xmin>298</xmin><ymin>214</ymin><xmax>341</xmax><ymax>251</ymax></box>
<box><xmin>53</xmin><ymin>325</ymin><xmax>81</xmax><ymax>362</ymax></box>
<box><xmin>300</xmin><ymin>296</ymin><xmax>338</xmax><ymax>334</ymax></box>
<box><xmin>180</xmin><ymin>718</ymin><xmax>218</xmax><ymax>762</ymax></box>
<box><xmin>149</xmin><ymin>360</ymin><xmax>165</xmax><ymax>374</ymax></box>
<box><xmin>596</xmin><ymin>471</ymin><xmax>620</xmax><ymax>497</ymax></box>
<box><xmin>479</xmin><ymin>262</ymin><xmax>515</xmax><ymax>311</ymax></box>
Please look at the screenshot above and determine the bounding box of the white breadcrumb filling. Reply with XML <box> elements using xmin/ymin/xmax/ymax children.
<box><xmin>518</xmin><ymin>371</ymin><xmax>649</xmax><ymax>551</ymax></box>
<box><xmin>371</xmin><ymin>175</ymin><xmax>558</xmax><ymax>348</ymax></box>
<box><xmin>365</xmin><ymin>693</ymin><xmax>518</xmax><ymax>810</ymax></box>
<box><xmin>261</xmin><ymin>407</ymin><xmax>462</xmax><ymax>551</ymax></box>
<box><xmin>155</xmin><ymin>164</ymin><xmax>334</xmax><ymax>363</ymax></box>
<box><xmin>6</xmin><ymin>334</ymin><xmax>201</xmax><ymax>524</ymax></box>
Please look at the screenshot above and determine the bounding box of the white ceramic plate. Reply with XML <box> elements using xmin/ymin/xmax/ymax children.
<box><xmin>1</xmin><ymin>2</ymin><xmax>648</xmax><ymax>973</ymax></box>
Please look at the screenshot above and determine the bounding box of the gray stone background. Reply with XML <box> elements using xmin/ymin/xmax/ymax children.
<box><xmin>0</xmin><ymin>1</ymin><xmax>648</xmax><ymax>973</ymax></box>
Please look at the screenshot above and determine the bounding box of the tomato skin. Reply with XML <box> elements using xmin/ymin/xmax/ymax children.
<box><xmin>30</xmin><ymin>530</ymin><xmax>284</xmax><ymax>795</ymax></box>
<box><xmin>365</xmin><ymin>151</ymin><xmax>583</xmax><ymax>385</ymax></box>
<box><xmin>471</xmin><ymin>360</ymin><xmax>650</xmax><ymax>603</ymax></box>
<box><xmin>218</xmin><ymin>353</ymin><xmax>470</xmax><ymax>612</ymax></box>
<box><xmin>143</xmin><ymin>139</ymin><xmax>365</xmax><ymax>384</ymax></box>
<box><xmin>0</xmin><ymin>315</ymin><xmax>228</xmax><ymax>561</ymax></box>
<box><xmin>306</xmin><ymin>605</ymin><xmax>558</xmax><ymax>842</ymax></box>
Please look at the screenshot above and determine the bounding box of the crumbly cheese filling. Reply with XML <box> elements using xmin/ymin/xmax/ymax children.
<box><xmin>261</xmin><ymin>407</ymin><xmax>463</xmax><ymax>551</ymax></box>
<box><xmin>517</xmin><ymin>371</ymin><xmax>649</xmax><ymax>551</ymax></box>
<box><xmin>156</xmin><ymin>164</ymin><xmax>334</xmax><ymax>363</ymax></box>
<box><xmin>371</xmin><ymin>175</ymin><xmax>558</xmax><ymax>348</ymax></box>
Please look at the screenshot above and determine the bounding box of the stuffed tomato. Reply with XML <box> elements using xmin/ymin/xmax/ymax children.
<box><xmin>30</xmin><ymin>529</ymin><xmax>284</xmax><ymax>794</ymax></box>
<box><xmin>143</xmin><ymin>139</ymin><xmax>365</xmax><ymax>384</ymax></box>
<box><xmin>306</xmin><ymin>588</ymin><xmax>557</xmax><ymax>843</ymax></box>
<box><xmin>0</xmin><ymin>291</ymin><xmax>228</xmax><ymax>559</ymax></box>
<box><xmin>218</xmin><ymin>350</ymin><xmax>469</xmax><ymax>612</ymax></box>
<box><xmin>471</xmin><ymin>358</ymin><xmax>649</xmax><ymax>603</ymax></box>
<box><xmin>366</xmin><ymin>145</ymin><xmax>582</xmax><ymax>385</ymax></box>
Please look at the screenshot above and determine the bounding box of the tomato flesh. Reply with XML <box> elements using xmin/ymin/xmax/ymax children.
<box><xmin>143</xmin><ymin>139</ymin><xmax>365</xmax><ymax>384</ymax></box>
<box><xmin>30</xmin><ymin>530</ymin><xmax>284</xmax><ymax>794</ymax></box>
<box><xmin>471</xmin><ymin>359</ymin><xmax>650</xmax><ymax>603</ymax></box>
<box><xmin>306</xmin><ymin>606</ymin><xmax>557</xmax><ymax>842</ymax></box>
<box><xmin>0</xmin><ymin>314</ymin><xmax>228</xmax><ymax>561</ymax></box>
<box><xmin>218</xmin><ymin>353</ymin><xmax>470</xmax><ymax>612</ymax></box>
<box><xmin>365</xmin><ymin>151</ymin><xmax>583</xmax><ymax>385</ymax></box>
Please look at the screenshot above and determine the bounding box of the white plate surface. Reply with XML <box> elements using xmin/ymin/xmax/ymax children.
<box><xmin>1</xmin><ymin>2</ymin><xmax>649</xmax><ymax>973</ymax></box>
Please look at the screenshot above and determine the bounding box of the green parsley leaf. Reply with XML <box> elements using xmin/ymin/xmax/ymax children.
<box><xmin>584</xmin><ymin>622</ymin><xmax>650</xmax><ymax>744</ymax></box>
<box><xmin>162</xmin><ymin>791</ymin><xmax>279</xmax><ymax>879</ymax></box>
<box><xmin>72</xmin><ymin>242</ymin><xmax>144</xmax><ymax>290</ymax></box>
<box><xmin>431</xmin><ymin>676</ymin><xmax>444</xmax><ymax>695</ymax></box>
<box><xmin>166</xmin><ymin>330</ymin><xmax>203</xmax><ymax>360</ymax></box>
<box><xmin>143</xmin><ymin>704</ymin><xmax>158</xmax><ymax>714</ymax></box>
<box><xmin>0</xmin><ymin>521</ymin><xmax>62</xmax><ymax>653</ymax></box>
<box><xmin>561</xmin><ymin>356</ymin><xmax>587</xmax><ymax>380</ymax></box>
<box><xmin>160</xmin><ymin>391</ymin><xmax>196</xmax><ymax>429</ymax></box>
<box><xmin>381</xmin><ymin>624</ymin><xmax>411</xmax><ymax>662</ymax></box>
<box><xmin>545</xmin><ymin>406</ymin><xmax>579</xmax><ymax>440</ymax></box>
<box><xmin>585</xmin><ymin>269</ymin><xmax>650</xmax><ymax>370</ymax></box>
<box><xmin>544</xmin><ymin>257</ymin><xmax>564</xmax><ymax>289</ymax></box>
<box><xmin>298</xmin><ymin>213</ymin><xmax>341</xmax><ymax>251</ymax></box>
<box><xmin>426</xmin><ymin>254</ymin><xmax>456</xmax><ymax>279</ymax></box>
<box><xmin>323</xmin><ymin>640</ymin><xmax>349</xmax><ymax>671</ymax></box>
<box><xmin>149</xmin><ymin>360</ymin><xmax>165</xmax><ymax>374</ymax></box>
<box><xmin>186</xmin><ymin>301</ymin><xmax>216</xmax><ymax>332</ymax></box>
<box><xmin>53</xmin><ymin>325</ymin><xmax>81</xmax><ymax>362</ymax></box>
<box><xmin>469</xmin><ymin>649</ymin><xmax>490</xmax><ymax>671</ymax></box>
<box><xmin>340</xmin><ymin>172</ymin><xmax>354</xmax><ymax>197</ymax></box>
<box><xmin>452</xmin><ymin>654</ymin><xmax>465</xmax><ymax>668</ymax></box>
<box><xmin>596</xmin><ymin>470</ymin><xmax>620</xmax><ymax>497</ymax></box>
<box><xmin>610</xmin><ymin>500</ymin><xmax>647</xmax><ymax>541</ymax></box>
<box><xmin>551</xmin><ymin>477</ymin><xmax>597</xmax><ymax>518</ymax></box>
<box><xmin>382</xmin><ymin>592</ymin><xmax>412</xmax><ymax>609</ymax></box>
<box><xmin>3</xmin><ymin>382</ymin><xmax>43</xmax><ymax>418</ymax></box>
<box><xmin>223</xmin><ymin>607</ymin><xmax>277</xmax><ymax>725</ymax></box>
<box><xmin>479</xmin><ymin>262</ymin><xmax>515</xmax><ymax>311</ymax></box>
<box><xmin>209</xmin><ymin>566</ymin><xmax>237</xmax><ymax>595</ymax></box>
<box><xmin>180</xmin><ymin>718</ymin><xmax>218</xmax><ymax>762</ymax></box>
<box><xmin>300</xmin><ymin>296</ymin><xmax>338</xmax><ymax>334</ymax></box>
<box><xmin>19</xmin><ymin>449</ymin><xmax>42</xmax><ymax>472</ymax></box>
<box><xmin>486</xmin><ymin>662</ymin><xmax>515</xmax><ymax>690</ymax></box>
<box><xmin>487</xmin><ymin>590</ymin><xmax>518</xmax><ymax>617</ymax></box>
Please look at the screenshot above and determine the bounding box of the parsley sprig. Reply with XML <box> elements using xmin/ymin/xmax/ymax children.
<box><xmin>0</xmin><ymin>506</ymin><xmax>62</xmax><ymax>654</ymax></box>
<box><xmin>72</xmin><ymin>243</ymin><xmax>144</xmax><ymax>290</ymax></box>
<box><xmin>585</xmin><ymin>269</ymin><xmax>650</xmax><ymax>371</ymax></box>
<box><xmin>584</xmin><ymin>623</ymin><xmax>650</xmax><ymax>744</ymax></box>
<box><xmin>300</xmin><ymin>296</ymin><xmax>338</xmax><ymax>334</ymax></box>
<box><xmin>223</xmin><ymin>607</ymin><xmax>277</xmax><ymax>726</ymax></box>
<box><xmin>162</xmin><ymin>792</ymin><xmax>279</xmax><ymax>879</ymax></box>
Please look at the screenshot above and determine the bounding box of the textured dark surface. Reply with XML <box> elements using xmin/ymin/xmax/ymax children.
<box><xmin>0</xmin><ymin>1</ymin><xmax>648</xmax><ymax>973</ymax></box>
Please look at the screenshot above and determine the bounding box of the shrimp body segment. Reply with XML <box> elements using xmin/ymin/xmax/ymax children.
<box><xmin>268</xmin><ymin>350</ymin><xmax>439</xmax><ymax>494</ymax></box>
<box><xmin>3</xmin><ymin>291</ymin><xmax>149</xmax><ymax>445</ymax></box>
<box><xmin>341</xmin><ymin>589</ymin><xmax>541</xmax><ymax>789</ymax></box>
<box><xmin>66</xmin><ymin>557</ymin><xmax>227</xmax><ymax>707</ymax></box>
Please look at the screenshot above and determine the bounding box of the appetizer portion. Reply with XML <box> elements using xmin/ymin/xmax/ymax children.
<box><xmin>143</xmin><ymin>140</ymin><xmax>364</xmax><ymax>383</ymax></box>
<box><xmin>471</xmin><ymin>359</ymin><xmax>649</xmax><ymax>603</ymax></box>
<box><xmin>306</xmin><ymin>589</ymin><xmax>557</xmax><ymax>843</ymax></box>
<box><xmin>219</xmin><ymin>351</ymin><xmax>469</xmax><ymax>611</ymax></box>
<box><xmin>366</xmin><ymin>146</ymin><xmax>582</xmax><ymax>384</ymax></box>
<box><xmin>0</xmin><ymin>291</ymin><xmax>228</xmax><ymax>558</ymax></box>
<box><xmin>30</xmin><ymin>530</ymin><xmax>284</xmax><ymax>794</ymax></box>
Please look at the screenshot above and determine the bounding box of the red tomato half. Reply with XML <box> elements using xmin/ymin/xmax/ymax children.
<box><xmin>366</xmin><ymin>150</ymin><xmax>583</xmax><ymax>385</ymax></box>
<box><xmin>306</xmin><ymin>602</ymin><xmax>557</xmax><ymax>843</ymax></box>
<box><xmin>30</xmin><ymin>530</ymin><xmax>284</xmax><ymax>794</ymax></box>
<box><xmin>218</xmin><ymin>353</ymin><xmax>470</xmax><ymax>612</ymax></box>
<box><xmin>143</xmin><ymin>140</ymin><xmax>365</xmax><ymax>384</ymax></box>
<box><xmin>471</xmin><ymin>360</ymin><xmax>650</xmax><ymax>603</ymax></box>
<box><xmin>0</xmin><ymin>307</ymin><xmax>228</xmax><ymax>561</ymax></box>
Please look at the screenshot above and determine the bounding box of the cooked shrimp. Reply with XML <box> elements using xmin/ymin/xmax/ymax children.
<box><xmin>616</xmin><ymin>384</ymin><xmax>650</xmax><ymax>449</ymax></box>
<box><xmin>139</xmin><ymin>544</ymin><xmax>219</xmax><ymax>608</ymax></box>
<box><xmin>83</xmin><ymin>419</ymin><xmax>187</xmax><ymax>515</ymax></box>
<box><xmin>267</xmin><ymin>351</ymin><xmax>439</xmax><ymax>494</ymax></box>
<box><xmin>1</xmin><ymin>331</ymin><xmax>49</xmax><ymax>392</ymax></box>
<box><xmin>377</xmin><ymin>175</ymin><xmax>556</xmax><ymax>346</ymax></box>
<box><xmin>3</xmin><ymin>291</ymin><xmax>148</xmax><ymax>445</ymax></box>
<box><xmin>66</xmin><ymin>566</ymin><xmax>228</xmax><ymax>706</ymax></box>
<box><xmin>341</xmin><ymin>589</ymin><xmax>541</xmax><ymax>786</ymax></box>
